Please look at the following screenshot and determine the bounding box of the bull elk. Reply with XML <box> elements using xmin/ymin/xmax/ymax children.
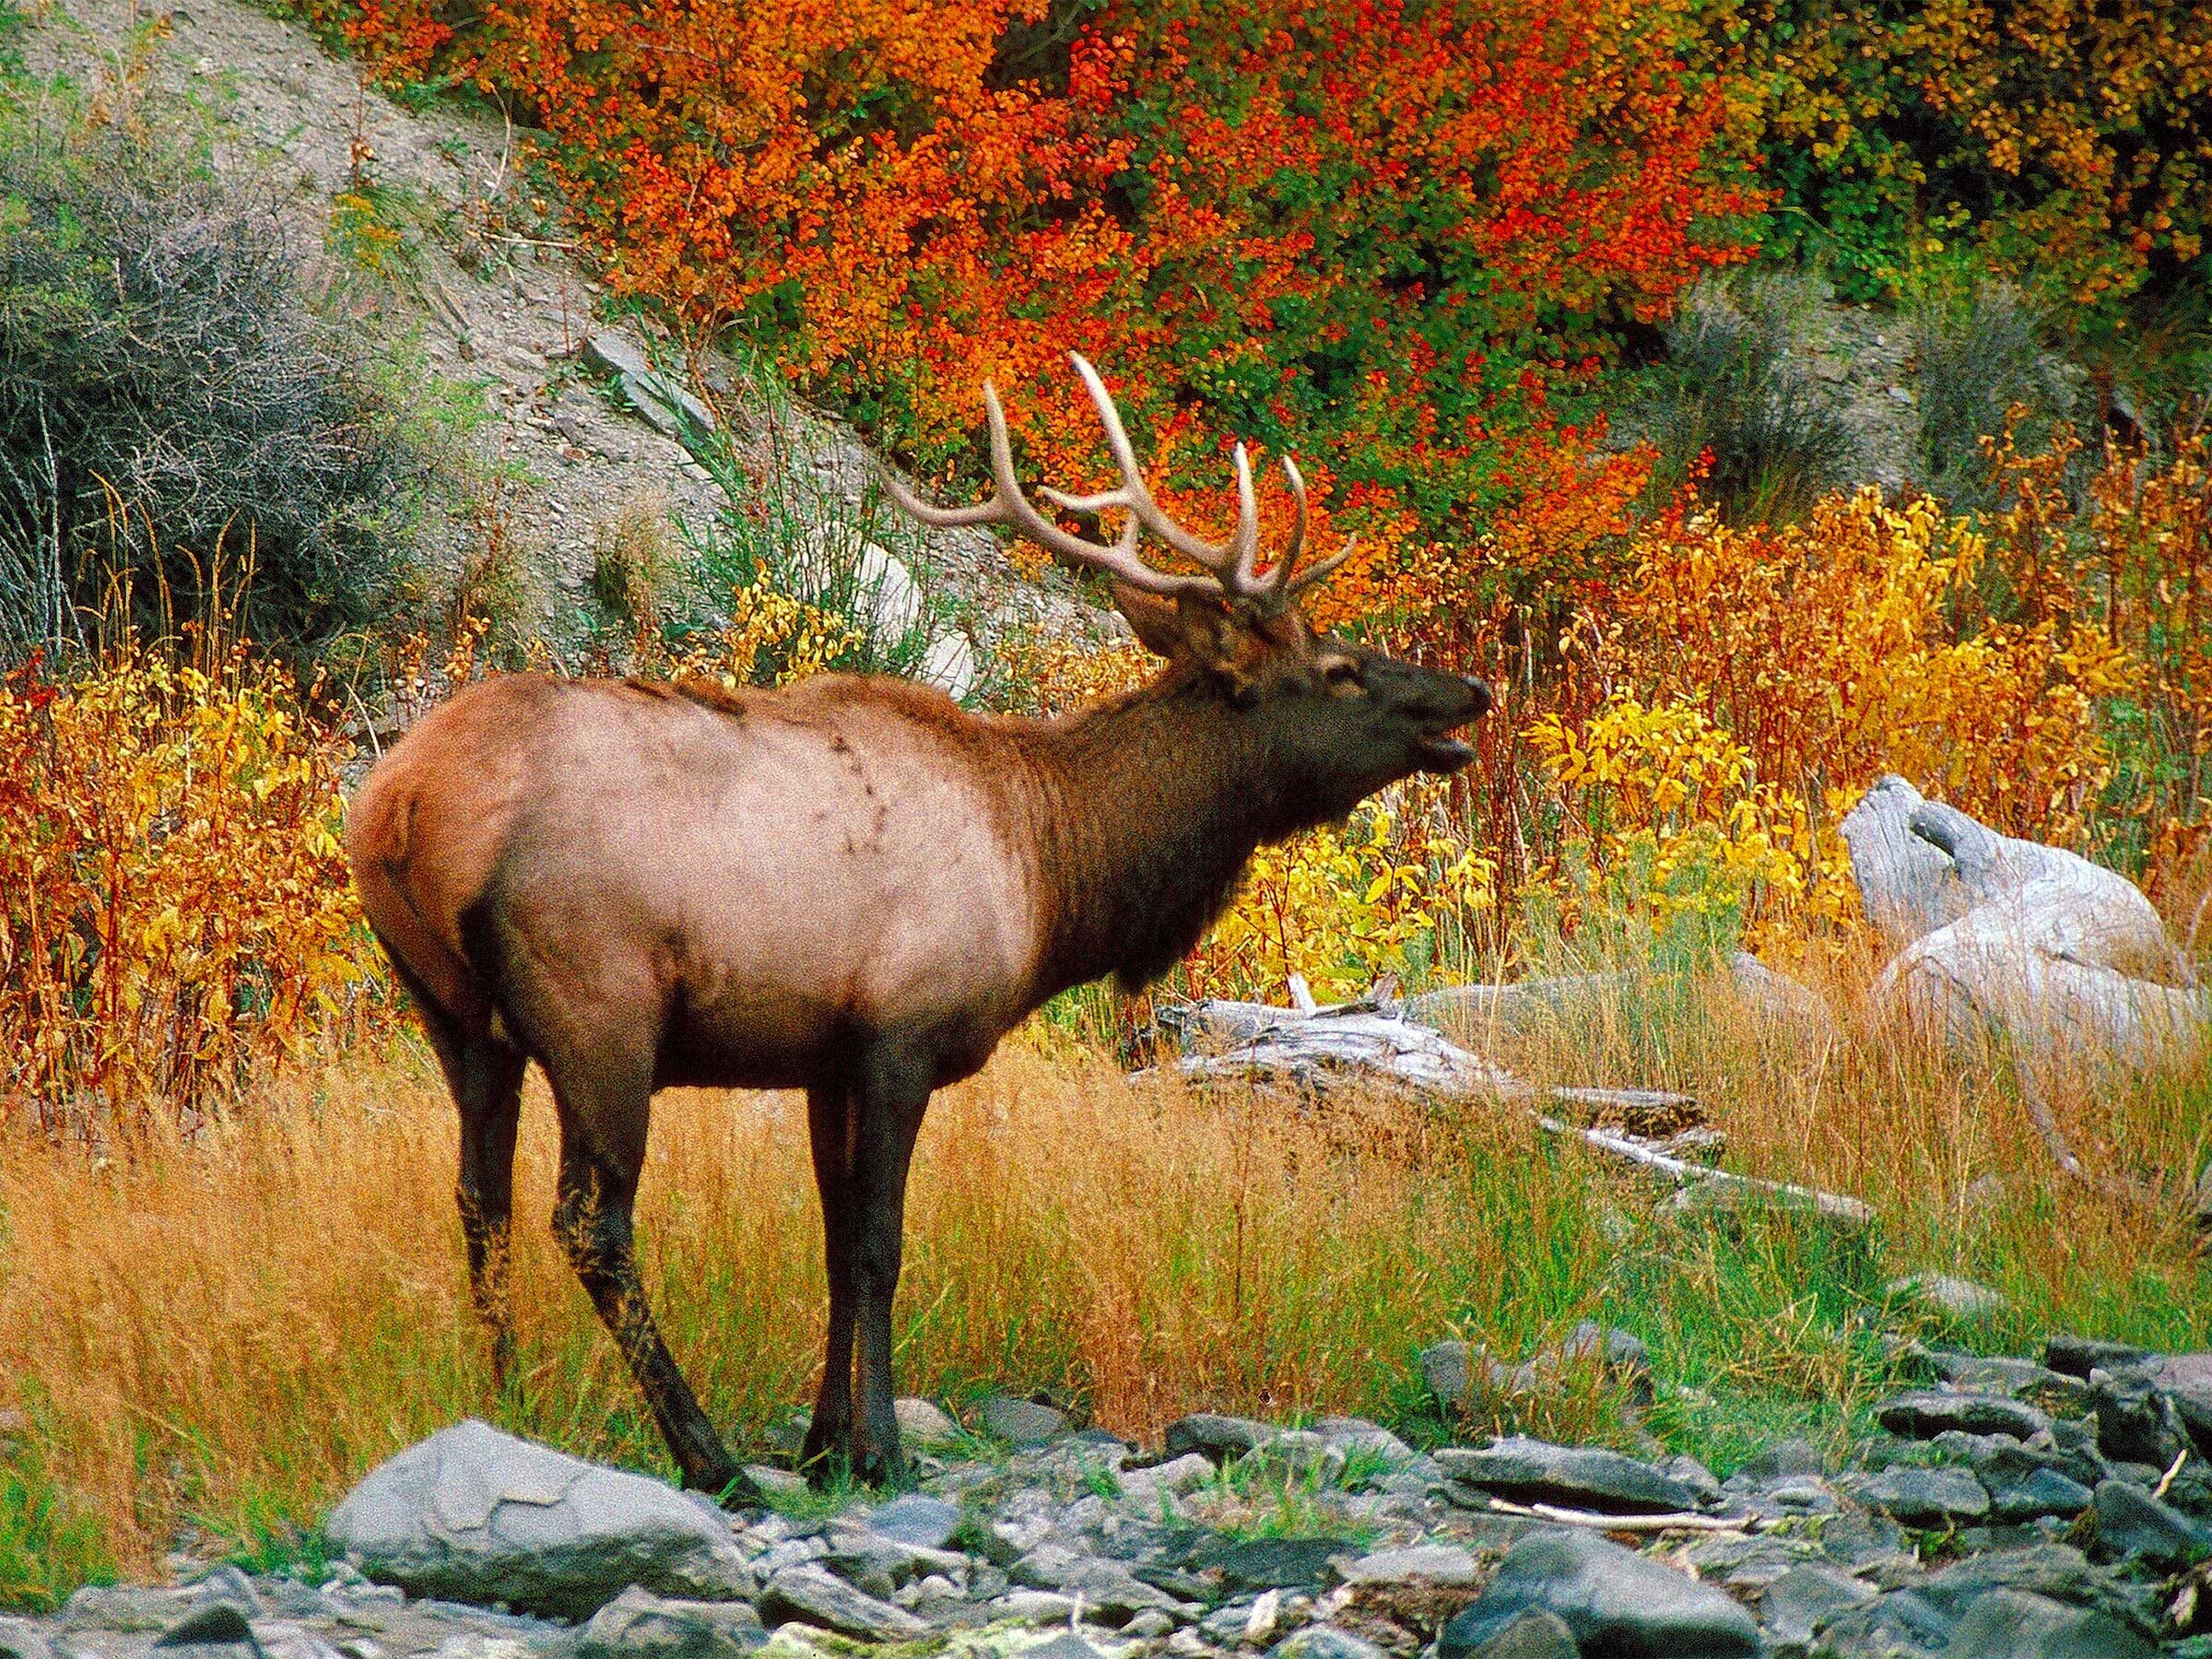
<box><xmin>347</xmin><ymin>355</ymin><xmax>1491</xmax><ymax>1496</ymax></box>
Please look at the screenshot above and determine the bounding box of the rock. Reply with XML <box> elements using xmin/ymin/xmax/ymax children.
<box><xmin>1912</xmin><ymin>1348</ymin><xmax>2091</xmax><ymax>1409</ymax></box>
<box><xmin>324</xmin><ymin>1420</ymin><xmax>759</xmax><ymax>1619</ymax></box>
<box><xmin>582</xmin><ymin>335</ymin><xmax>716</xmax><ymax>440</ymax></box>
<box><xmin>1331</xmin><ymin>1545</ymin><xmax>1481</xmax><ymax>1588</ymax></box>
<box><xmin>2044</xmin><ymin>1334</ymin><xmax>2151</xmax><ymax>1378</ymax></box>
<box><xmin>1456</xmin><ymin>1609</ymin><xmax>1578</xmax><ymax>1659</ymax></box>
<box><xmin>891</xmin><ymin>1398</ymin><xmax>962</xmax><ymax>1448</ymax></box>
<box><xmin>1419</xmin><ymin>1342</ymin><xmax>1475</xmax><ymax>1408</ymax></box>
<box><xmin>865</xmin><ymin>1493</ymin><xmax>963</xmax><ymax>1552</ymax></box>
<box><xmin>1266</xmin><ymin>1628</ymin><xmax>1389</xmax><ymax>1659</ymax></box>
<box><xmin>1009</xmin><ymin>1552</ymin><xmax>1177</xmax><ymax>1621</ymax></box>
<box><xmin>1420</xmin><ymin>1329</ymin><xmax>1652</xmax><ymax>1411</ymax></box>
<box><xmin>1119</xmin><ymin>1453</ymin><xmax>1216</xmax><ymax>1509</ymax></box>
<box><xmin>60</xmin><ymin>1588</ymin><xmax>203</xmax><ymax>1633</ymax></box>
<box><xmin>2087</xmin><ymin>1478</ymin><xmax>2212</xmax><ymax>1567</ymax></box>
<box><xmin>578</xmin><ymin>1587</ymin><xmax>768</xmax><ymax>1659</ymax></box>
<box><xmin>1886</xmin><ymin>1272</ymin><xmax>2007</xmax><ymax>1322</ymax></box>
<box><xmin>1850</xmin><ymin>1465</ymin><xmax>1992</xmax><ymax>1524</ymax></box>
<box><xmin>1943</xmin><ymin>1588</ymin><xmax>2155</xmax><ymax>1659</ymax></box>
<box><xmin>0</xmin><ymin>1621</ymin><xmax>56</xmax><ymax>1659</ymax></box>
<box><xmin>1759</xmin><ymin>1562</ymin><xmax>1876</xmax><ymax>1647</ymax></box>
<box><xmin>1976</xmin><ymin>1447</ymin><xmax>2095</xmax><ymax>1520</ymax></box>
<box><xmin>738</xmin><ymin>1465</ymin><xmax>806</xmax><ymax>1505</ymax></box>
<box><xmin>1244</xmin><ymin>1430</ymin><xmax>1347</xmax><ymax>1485</ymax></box>
<box><xmin>1662</xmin><ymin>1454</ymin><xmax>1723</xmax><ymax>1505</ymax></box>
<box><xmin>821</xmin><ymin>1526</ymin><xmax>964</xmax><ymax>1596</ymax></box>
<box><xmin>1438</xmin><ymin>1531</ymin><xmax>1759</xmax><ymax>1658</ymax></box>
<box><xmin>759</xmin><ymin>1566</ymin><xmax>927</xmax><ymax>1642</ymax></box>
<box><xmin>1164</xmin><ymin>1413</ymin><xmax>1277</xmax><ymax>1460</ymax></box>
<box><xmin>916</xmin><ymin>632</ymin><xmax>977</xmax><ymax>700</ymax></box>
<box><xmin>1877</xmin><ymin>1390</ymin><xmax>2053</xmax><ymax>1441</ymax></box>
<box><xmin>2120</xmin><ymin>1352</ymin><xmax>2212</xmax><ymax>1445</ymax></box>
<box><xmin>2088</xmin><ymin>1369</ymin><xmax>2189</xmax><ymax>1466</ymax></box>
<box><xmin>1190</xmin><ymin>1536</ymin><xmax>1345</xmax><ymax>1589</ymax></box>
<box><xmin>1311</xmin><ymin>1418</ymin><xmax>1417</xmax><ymax>1467</ymax></box>
<box><xmin>1434</xmin><ymin>1437</ymin><xmax>1700</xmax><ymax>1514</ymax></box>
<box><xmin>972</xmin><ymin>1396</ymin><xmax>1071</xmax><ymax>1447</ymax></box>
<box><xmin>148</xmin><ymin>1602</ymin><xmax>265</xmax><ymax>1659</ymax></box>
<box><xmin>1024</xmin><ymin>1637</ymin><xmax>1107</xmax><ymax>1659</ymax></box>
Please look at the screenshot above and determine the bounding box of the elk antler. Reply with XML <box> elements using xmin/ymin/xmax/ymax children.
<box><xmin>881</xmin><ymin>353</ymin><xmax>1351</xmax><ymax>608</ymax></box>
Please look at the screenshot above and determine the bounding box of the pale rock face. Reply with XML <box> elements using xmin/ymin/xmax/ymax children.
<box><xmin>1844</xmin><ymin>772</ymin><xmax>2208</xmax><ymax>1070</ymax></box>
<box><xmin>324</xmin><ymin>1420</ymin><xmax>757</xmax><ymax>1619</ymax></box>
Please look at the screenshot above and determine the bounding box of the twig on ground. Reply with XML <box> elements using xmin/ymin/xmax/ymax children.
<box><xmin>1482</xmin><ymin>1496</ymin><xmax>1762</xmax><ymax>1535</ymax></box>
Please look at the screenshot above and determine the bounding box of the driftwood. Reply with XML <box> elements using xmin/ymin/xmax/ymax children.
<box><xmin>1142</xmin><ymin>988</ymin><xmax>1873</xmax><ymax>1224</ymax></box>
<box><xmin>1479</xmin><ymin>1496</ymin><xmax>1764</xmax><ymax>1535</ymax></box>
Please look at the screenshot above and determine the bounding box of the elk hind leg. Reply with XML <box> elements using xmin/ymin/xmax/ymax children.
<box><xmin>547</xmin><ymin>1054</ymin><xmax>753</xmax><ymax>1501</ymax></box>
<box><xmin>386</xmin><ymin>947</ymin><xmax>527</xmax><ymax>1384</ymax></box>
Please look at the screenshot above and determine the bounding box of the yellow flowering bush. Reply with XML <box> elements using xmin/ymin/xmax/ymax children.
<box><xmin>0</xmin><ymin>639</ymin><xmax>379</xmax><ymax>1135</ymax></box>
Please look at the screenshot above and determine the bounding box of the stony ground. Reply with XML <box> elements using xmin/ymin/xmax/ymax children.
<box><xmin>9</xmin><ymin>1326</ymin><xmax>2212</xmax><ymax>1659</ymax></box>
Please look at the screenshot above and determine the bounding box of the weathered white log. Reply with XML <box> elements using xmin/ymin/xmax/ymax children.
<box><xmin>1480</xmin><ymin>1497</ymin><xmax>1764</xmax><ymax>1535</ymax></box>
<box><xmin>1142</xmin><ymin>994</ymin><xmax>1871</xmax><ymax>1223</ymax></box>
<box><xmin>1844</xmin><ymin>774</ymin><xmax>2206</xmax><ymax>1071</ymax></box>
<box><xmin>1535</xmin><ymin>1117</ymin><xmax>1875</xmax><ymax>1228</ymax></box>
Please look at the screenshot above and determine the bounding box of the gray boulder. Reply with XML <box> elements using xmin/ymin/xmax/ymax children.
<box><xmin>2087</xmin><ymin>1478</ymin><xmax>2212</xmax><ymax>1567</ymax></box>
<box><xmin>1435</xmin><ymin>1437</ymin><xmax>1700</xmax><ymax>1513</ymax></box>
<box><xmin>578</xmin><ymin>1587</ymin><xmax>767</xmax><ymax>1659</ymax></box>
<box><xmin>1439</xmin><ymin>1531</ymin><xmax>1759</xmax><ymax>1657</ymax></box>
<box><xmin>759</xmin><ymin>1566</ymin><xmax>926</xmax><ymax>1642</ymax></box>
<box><xmin>1265</xmin><ymin>1629</ymin><xmax>1389</xmax><ymax>1659</ymax></box>
<box><xmin>1164</xmin><ymin>1413</ymin><xmax>1277</xmax><ymax>1460</ymax></box>
<box><xmin>1944</xmin><ymin>1588</ymin><xmax>2155</xmax><ymax>1659</ymax></box>
<box><xmin>972</xmin><ymin>1395</ymin><xmax>1071</xmax><ymax>1447</ymax></box>
<box><xmin>1849</xmin><ymin>1465</ymin><xmax>1991</xmax><ymax>1525</ymax></box>
<box><xmin>1876</xmin><ymin>1390</ymin><xmax>2051</xmax><ymax>1441</ymax></box>
<box><xmin>1455</xmin><ymin>1609</ymin><xmax>1577</xmax><ymax>1659</ymax></box>
<box><xmin>865</xmin><ymin>1492</ymin><xmax>963</xmax><ymax>1552</ymax></box>
<box><xmin>0</xmin><ymin>1620</ymin><xmax>58</xmax><ymax>1659</ymax></box>
<box><xmin>1331</xmin><ymin>1545</ymin><xmax>1482</xmax><ymax>1588</ymax></box>
<box><xmin>324</xmin><ymin>1419</ymin><xmax>757</xmax><ymax>1618</ymax></box>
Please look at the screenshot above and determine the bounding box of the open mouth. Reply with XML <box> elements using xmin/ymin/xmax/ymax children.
<box><xmin>1416</xmin><ymin>733</ymin><xmax>1476</xmax><ymax>771</ymax></box>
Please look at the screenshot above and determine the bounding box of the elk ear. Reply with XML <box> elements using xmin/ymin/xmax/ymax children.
<box><xmin>1110</xmin><ymin>583</ymin><xmax>1254</xmax><ymax>693</ymax></box>
<box><xmin>1110</xmin><ymin>582</ymin><xmax>1188</xmax><ymax>660</ymax></box>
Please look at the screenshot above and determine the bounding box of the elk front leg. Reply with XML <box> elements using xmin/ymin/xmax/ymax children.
<box><xmin>801</xmin><ymin>1083</ymin><xmax>859</xmax><ymax>1479</ymax></box>
<box><xmin>847</xmin><ymin>1054</ymin><xmax>933</xmax><ymax>1488</ymax></box>
<box><xmin>549</xmin><ymin>1063</ymin><xmax>754</xmax><ymax>1502</ymax></box>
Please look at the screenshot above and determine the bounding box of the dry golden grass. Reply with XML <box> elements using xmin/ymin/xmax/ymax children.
<box><xmin>1</xmin><ymin>971</ymin><xmax>2206</xmax><ymax>1604</ymax></box>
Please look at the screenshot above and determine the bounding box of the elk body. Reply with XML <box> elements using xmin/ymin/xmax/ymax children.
<box><xmin>347</xmin><ymin>357</ymin><xmax>1490</xmax><ymax>1496</ymax></box>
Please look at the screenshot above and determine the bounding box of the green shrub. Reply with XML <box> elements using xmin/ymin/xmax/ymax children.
<box><xmin>1628</xmin><ymin>270</ymin><xmax>1857</xmax><ymax>524</ymax></box>
<box><xmin>0</xmin><ymin>90</ymin><xmax>437</xmax><ymax>655</ymax></box>
<box><xmin>1909</xmin><ymin>284</ymin><xmax>2077</xmax><ymax>512</ymax></box>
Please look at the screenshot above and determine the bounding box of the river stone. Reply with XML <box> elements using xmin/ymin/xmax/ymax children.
<box><xmin>1944</xmin><ymin>1588</ymin><xmax>2156</xmax><ymax>1659</ymax></box>
<box><xmin>1164</xmin><ymin>1413</ymin><xmax>1277</xmax><ymax>1460</ymax></box>
<box><xmin>2122</xmin><ymin>1352</ymin><xmax>2212</xmax><ymax>1441</ymax></box>
<box><xmin>324</xmin><ymin>1419</ymin><xmax>759</xmax><ymax>1618</ymax></box>
<box><xmin>1851</xmin><ymin>1465</ymin><xmax>1991</xmax><ymax>1524</ymax></box>
<box><xmin>2087</xmin><ymin>1478</ymin><xmax>2212</xmax><ymax>1567</ymax></box>
<box><xmin>866</xmin><ymin>1493</ymin><xmax>963</xmax><ymax>1552</ymax></box>
<box><xmin>759</xmin><ymin>1566</ymin><xmax>926</xmax><ymax>1642</ymax></box>
<box><xmin>0</xmin><ymin>1621</ymin><xmax>56</xmax><ymax>1659</ymax></box>
<box><xmin>578</xmin><ymin>1587</ymin><xmax>768</xmax><ymax>1659</ymax></box>
<box><xmin>1456</xmin><ymin>1609</ymin><xmax>1577</xmax><ymax>1659</ymax></box>
<box><xmin>1434</xmin><ymin>1437</ymin><xmax>1699</xmax><ymax>1513</ymax></box>
<box><xmin>1759</xmin><ymin>1562</ymin><xmax>1876</xmax><ymax>1646</ymax></box>
<box><xmin>1331</xmin><ymin>1544</ymin><xmax>1482</xmax><ymax>1588</ymax></box>
<box><xmin>1976</xmin><ymin>1448</ymin><xmax>2094</xmax><ymax>1520</ymax></box>
<box><xmin>891</xmin><ymin>1398</ymin><xmax>962</xmax><ymax>1448</ymax></box>
<box><xmin>2044</xmin><ymin>1334</ymin><xmax>2150</xmax><ymax>1379</ymax></box>
<box><xmin>1876</xmin><ymin>1390</ymin><xmax>2052</xmax><ymax>1441</ymax></box>
<box><xmin>973</xmin><ymin>1396</ymin><xmax>1070</xmax><ymax>1447</ymax></box>
<box><xmin>153</xmin><ymin>1603</ymin><xmax>262</xmax><ymax>1659</ymax></box>
<box><xmin>1265</xmin><ymin>1628</ymin><xmax>1390</xmax><ymax>1659</ymax></box>
<box><xmin>1192</xmin><ymin>1535</ymin><xmax>1345</xmax><ymax>1589</ymax></box>
<box><xmin>1438</xmin><ymin>1531</ymin><xmax>1759</xmax><ymax>1658</ymax></box>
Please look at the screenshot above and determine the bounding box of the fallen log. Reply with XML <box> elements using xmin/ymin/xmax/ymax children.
<box><xmin>1141</xmin><ymin>992</ymin><xmax>1872</xmax><ymax>1225</ymax></box>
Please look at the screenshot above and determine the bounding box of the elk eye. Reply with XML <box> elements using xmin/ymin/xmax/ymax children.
<box><xmin>1319</xmin><ymin>657</ymin><xmax>1365</xmax><ymax>695</ymax></box>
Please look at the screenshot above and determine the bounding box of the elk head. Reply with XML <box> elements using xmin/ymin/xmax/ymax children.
<box><xmin>884</xmin><ymin>354</ymin><xmax>1493</xmax><ymax>832</ymax></box>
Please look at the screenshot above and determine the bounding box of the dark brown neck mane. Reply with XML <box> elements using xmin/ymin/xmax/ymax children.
<box><xmin>1014</xmin><ymin>676</ymin><xmax>1305</xmax><ymax>1001</ymax></box>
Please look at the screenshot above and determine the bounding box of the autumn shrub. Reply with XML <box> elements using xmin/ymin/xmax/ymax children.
<box><xmin>0</xmin><ymin>629</ymin><xmax>382</xmax><ymax>1137</ymax></box>
<box><xmin>1699</xmin><ymin>0</ymin><xmax>2212</xmax><ymax>320</ymax></box>
<box><xmin>295</xmin><ymin>0</ymin><xmax>1759</xmax><ymax>578</ymax></box>
<box><xmin>0</xmin><ymin>82</ymin><xmax>439</xmax><ymax>655</ymax></box>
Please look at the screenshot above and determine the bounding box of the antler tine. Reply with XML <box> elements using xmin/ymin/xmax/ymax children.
<box><xmin>879</xmin><ymin>382</ymin><xmax>1220</xmax><ymax>601</ymax></box>
<box><xmin>1067</xmin><ymin>353</ymin><xmax>1263</xmax><ymax>586</ymax></box>
<box><xmin>1265</xmin><ymin>455</ymin><xmax>1311</xmax><ymax>595</ymax></box>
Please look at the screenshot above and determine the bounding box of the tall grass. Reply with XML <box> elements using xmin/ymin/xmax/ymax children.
<box><xmin>2</xmin><ymin>958</ymin><xmax>2205</xmax><ymax>1606</ymax></box>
